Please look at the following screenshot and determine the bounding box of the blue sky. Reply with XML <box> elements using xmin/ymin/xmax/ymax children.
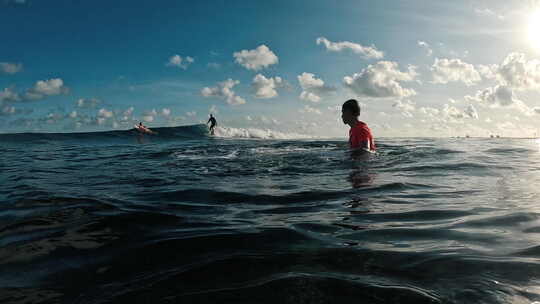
<box><xmin>2</xmin><ymin>0</ymin><xmax>540</xmax><ymax>137</ymax></box>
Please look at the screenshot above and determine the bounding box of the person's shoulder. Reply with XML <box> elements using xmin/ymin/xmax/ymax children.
<box><xmin>358</xmin><ymin>121</ymin><xmax>373</xmax><ymax>130</ymax></box>
<box><xmin>356</xmin><ymin>121</ymin><xmax>374</xmax><ymax>136</ymax></box>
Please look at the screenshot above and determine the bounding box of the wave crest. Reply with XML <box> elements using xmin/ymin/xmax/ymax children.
<box><xmin>0</xmin><ymin>124</ymin><xmax>314</xmax><ymax>142</ymax></box>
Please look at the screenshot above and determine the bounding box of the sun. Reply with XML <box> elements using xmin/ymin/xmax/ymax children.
<box><xmin>528</xmin><ymin>10</ymin><xmax>540</xmax><ymax>50</ymax></box>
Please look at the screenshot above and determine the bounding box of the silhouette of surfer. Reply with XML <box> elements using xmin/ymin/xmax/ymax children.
<box><xmin>207</xmin><ymin>114</ymin><xmax>217</xmax><ymax>135</ymax></box>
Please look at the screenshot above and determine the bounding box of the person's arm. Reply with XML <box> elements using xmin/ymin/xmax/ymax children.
<box><xmin>351</xmin><ymin>139</ymin><xmax>369</xmax><ymax>150</ymax></box>
<box><xmin>358</xmin><ymin>140</ymin><xmax>370</xmax><ymax>150</ymax></box>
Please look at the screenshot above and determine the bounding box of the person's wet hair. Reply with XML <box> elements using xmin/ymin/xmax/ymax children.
<box><xmin>342</xmin><ymin>99</ymin><xmax>360</xmax><ymax>117</ymax></box>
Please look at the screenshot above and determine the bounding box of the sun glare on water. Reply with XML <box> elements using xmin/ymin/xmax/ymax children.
<box><xmin>528</xmin><ymin>10</ymin><xmax>540</xmax><ymax>50</ymax></box>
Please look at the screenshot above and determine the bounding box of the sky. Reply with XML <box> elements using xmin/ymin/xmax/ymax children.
<box><xmin>2</xmin><ymin>0</ymin><xmax>540</xmax><ymax>137</ymax></box>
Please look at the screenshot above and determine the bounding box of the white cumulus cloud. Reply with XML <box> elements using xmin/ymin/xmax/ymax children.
<box><xmin>166</xmin><ymin>54</ymin><xmax>194</xmax><ymax>69</ymax></box>
<box><xmin>161</xmin><ymin>108</ymin><xmax>171</xmax><ymax>116</ymax></box>
<box><xmin>233</xmin><ymin>45</ymin><xmax>278</xmax><ymax>71</ymax></box>
<box><xmin>316</xmin><ymin>37</ymin><xmax>383</xmax><ymax>59</ymax></box>
<box><xmin>98</xmin><ymin>108</ymin><xmax>113</xmax><ymax>118</ymax></box>
<box><xmin>297</xmin><ymin>72</ymin><xmax>336</xmax><ymax>102</ymax></box>
<box><xmin>393</xmin><ymin>100</ymin><xmax>415</xmax><ymax>117</ymax></box>
<box><xmin>497</xmin><ymin>53</ymin><xmax>540</xmax><ymax>90</ymax></box>
<box><xmin>477</xmin><ymin>64</ymin><xmax>498</xmax><ymax>79</ymax></box>
<box><xmin>431</xmin><ymin>58</ymin><xmax>481</xmax><ymax>86</ymax></box>
<box><xmin>252</xmin><ymin>74</ymin><xmax>284</xmax><ymax>99</ymax></box>
<box><xmin>465</xmin><ymin>85</ymin><xmax>532</xmax><ymax>115</ymax></box>
<box><xmin>464</xmin><ymin>104</ymin><xmax>479</xmax><ymax>119</ymax></box>
<box><xmin>141</xmin><ymin>109</ymin><xmax>157</xmax><ymax>122</ymax></box>
<box><xmin>299</xmin><ymin>92</ymin><xmax>320</xmax><ymax>103</ymax></box>
<box><xmin>201</xmin><ymin>79</ymin><xmax>246</xmax><ymax>105</ymax></box>
<box><xmin>420</xmin><ymin>104</ymin><xmax>478</xmax><ymax>123</ymax></box>
<box><xmin>442</xmin><ymin>104</ymin><xmax>467</xmax><ymax>120</ymax></box>
<box><xmin>465</xmin><ymin>85</ymin><xmax>519</xmax><ymax>107</ymax></box>
<box><xmin>142</xmin><ymin>115</ymin><xmax>154</xmax><ymax>122</ymax></box>
<box><xmin>25</xmin><ymin>78</ymin><xmax>69</xmax><ymax>100</ymax></box>
<box><xmin>419</xmin><ymin>106</ymin><xmax>440</xmax><ymax>117</ymax></box>
<box><xmin>343</xmin><ymin>61</ymin><xmax>417</xmax><ymax>98</ymax></box>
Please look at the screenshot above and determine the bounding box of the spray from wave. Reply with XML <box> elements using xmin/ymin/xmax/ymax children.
<box><xmin>213</xmin><ymin>126</ymin><xmax>314</xmax><ymax>140</ymax></box>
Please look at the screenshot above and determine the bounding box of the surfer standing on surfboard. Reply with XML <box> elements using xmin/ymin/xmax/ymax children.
<box><xmin>135</xmin><ymin>122</ymin><xmax>157</xmax><ymax>135</ymax></box>
<box><xmin>137</xmin><ymin>122</ymin><xmax>149</xmax><ymax>132</ymax></box>
<box><xmin>207</xmin><ymin>114</ymin><xmax>217</xmax><ymax>135</ymax></box>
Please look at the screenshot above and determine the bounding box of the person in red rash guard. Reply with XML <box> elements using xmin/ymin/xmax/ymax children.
<box><xmin>341</xmin><ymin>99</ymin><xmax>376</xmax><ymax>152</ymax></box>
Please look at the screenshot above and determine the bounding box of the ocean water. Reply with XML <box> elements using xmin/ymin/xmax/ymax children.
<box><xmin>3</xmin><ymin>124</ymin><xmax>540</xmax><ymax>303</ymax></box>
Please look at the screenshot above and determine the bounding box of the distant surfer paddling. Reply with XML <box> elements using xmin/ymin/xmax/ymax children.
<box><xmin>134</xmin><ymin>122</ymin><xmax>157</xmax><ymax>135</ymax></box>
<box><xmin>341</xmin><ymin>99</ymin><xmax>376</xmax><ymax>153</ymax></box>
<box><xmin>207</xmin><ymin>114</ymin><xmax>217</xmax><ymax>135</ymax></box>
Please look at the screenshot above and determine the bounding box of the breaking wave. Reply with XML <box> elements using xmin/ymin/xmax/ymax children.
<box><xmin>213</xmin><ymin>126</ymin><xmax>314</xmax><ymax>140</ymax></box>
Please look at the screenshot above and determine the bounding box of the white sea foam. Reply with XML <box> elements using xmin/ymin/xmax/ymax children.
<box><xmin>248</xmin><ymin>144</ymin><xmax>340</xmax><ymax>156</ymax></box>
<box><xmin>173</xmin><ymin>149</ymin><xmax>239</xmax><ymax>160</ymax></box>
<box><xmin>213</xmin><ymin>126</ymin><xmax>314</xmax><ymax>139</ymax></box>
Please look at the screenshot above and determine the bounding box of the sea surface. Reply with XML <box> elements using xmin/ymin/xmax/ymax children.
<box><xmin>3</xmin><ymin>124</ymin><xmax>540</xmax><ymax>303</ymax></box>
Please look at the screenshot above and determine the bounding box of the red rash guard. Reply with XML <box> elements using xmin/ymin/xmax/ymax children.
<box><xmin>349</xmin><ymin>121</ymin><xmax>376</xmax><ymax>151</ymax></box>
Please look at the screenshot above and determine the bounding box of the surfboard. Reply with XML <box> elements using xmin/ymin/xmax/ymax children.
<box><xmin>134</xmin><ymin>125</ymin><xmax>157</xmax><ymax>135</ymax></box>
